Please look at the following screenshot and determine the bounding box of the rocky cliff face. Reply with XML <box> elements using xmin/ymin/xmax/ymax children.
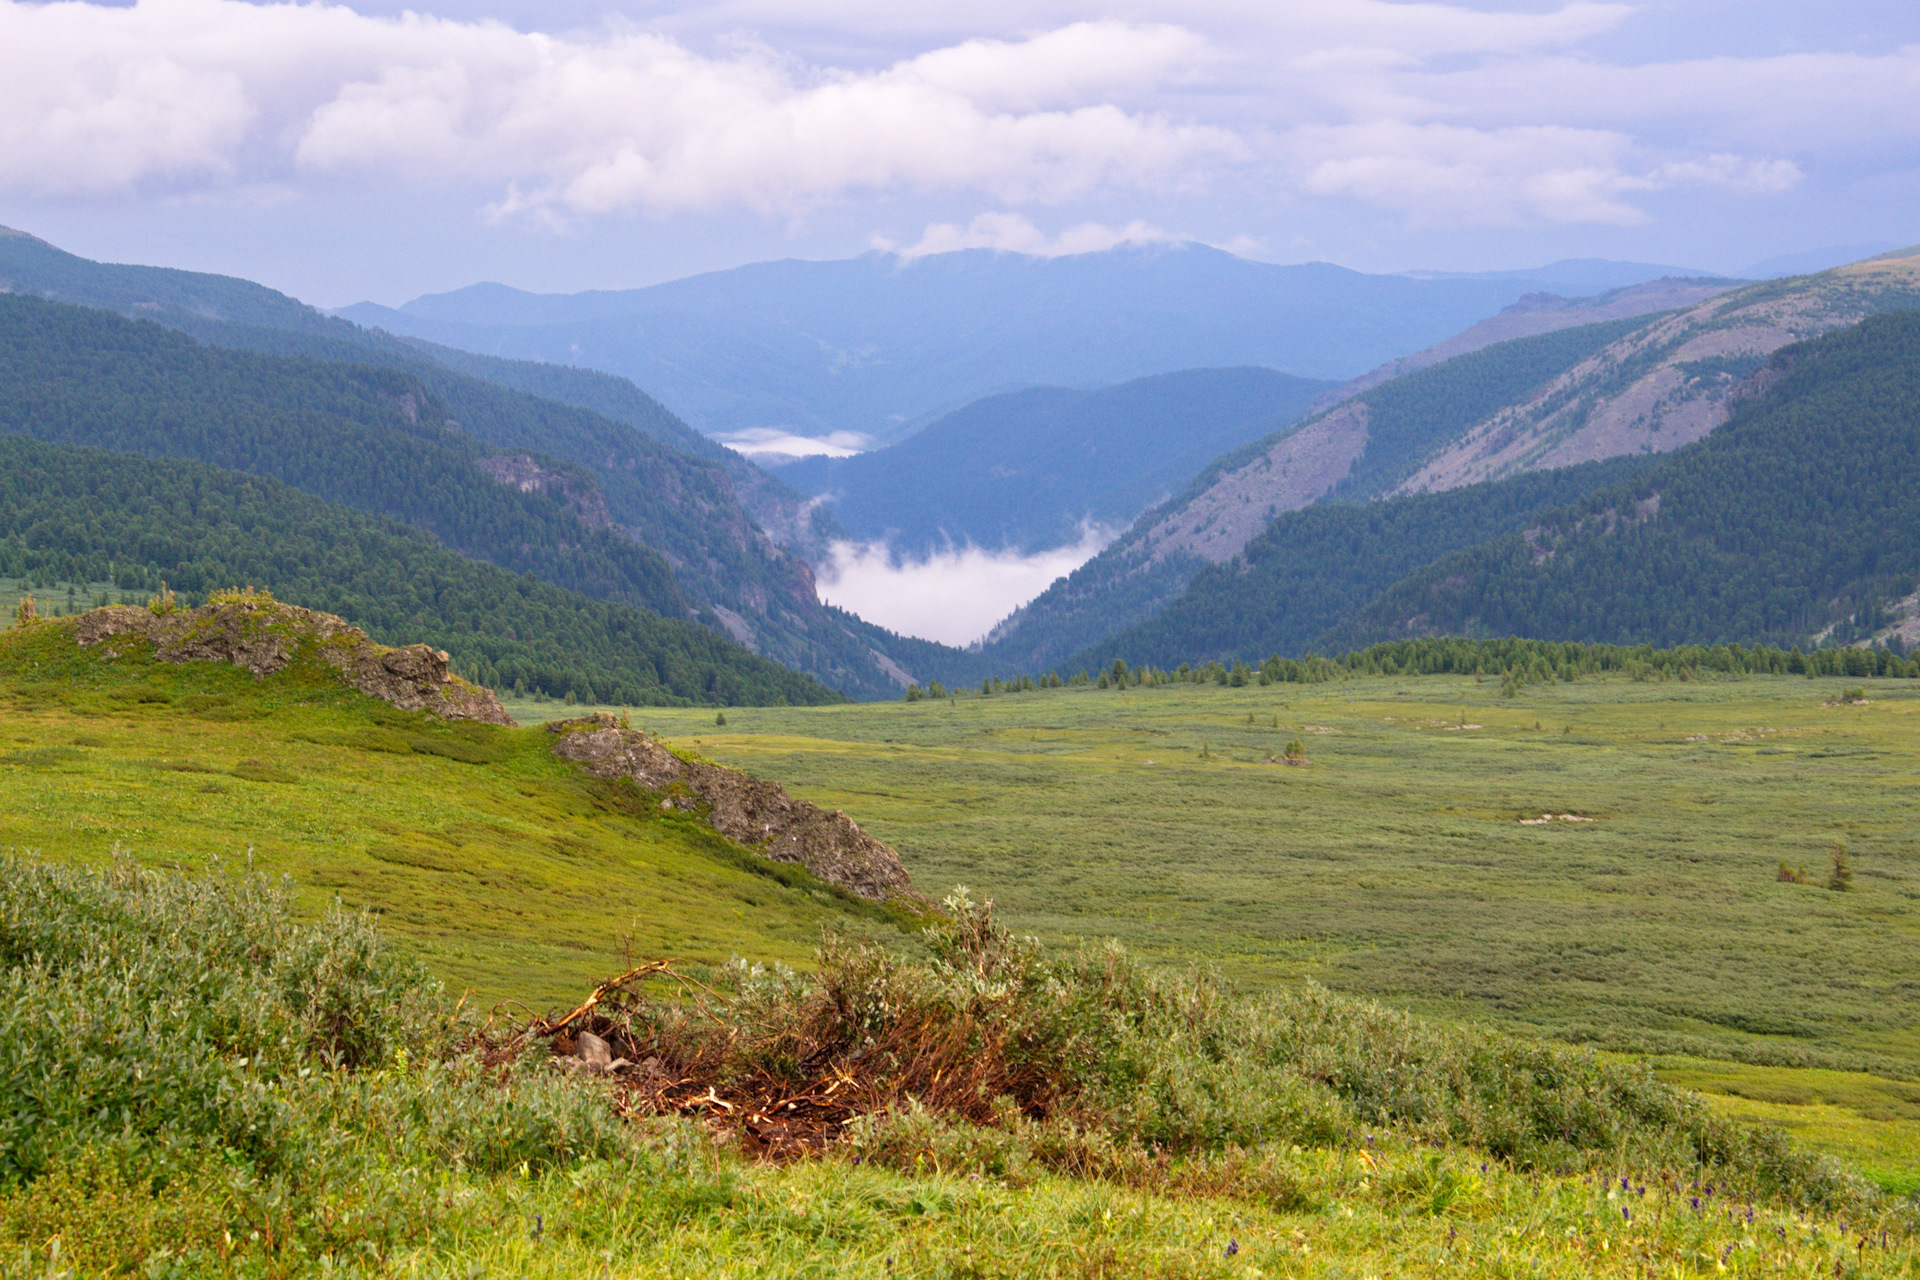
<box><xmin>547</xmin><ymin>713</ymin><xmax>918</xmax><ymax>902</ymax></box>
<box><xmin>69</xmin><ymin>598</ymin><xmax>513</xmax><ymax>725</ymax></box>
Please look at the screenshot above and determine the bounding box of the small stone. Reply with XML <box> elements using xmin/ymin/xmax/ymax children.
<box><xmin>576</xmin><ymin>1031</ymin><xmax>613</xmax><ymax>1069</ymax></box>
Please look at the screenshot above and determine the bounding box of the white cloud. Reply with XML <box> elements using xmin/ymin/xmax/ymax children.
<box><xmin>715</xmin><ymin>428</ymin><xmax>869</xmax><ymax>459</ymax></box>
<box><xmin>816</xmin><ymin>525</ymin><xmax>1113</xmax><ymax>648</ymax></box>
<box><xmin>0</xmin><ymin>2</ymin><xmax>1239</xmax><ymax>214</ymax></box>
<box><xmin>876</xmin><ymin>212</ymin><xmax>1187</xmax><ymax>260</ymax></box>
<box><xmin>1288</xmin><ymin>120</ymin><xmax>1802</xmax><ymax>228</ymax></box>
<box><xmin>0</xmin><ymin>0</ymin><xmax>1896</xmax><ymax>251</ymax></box>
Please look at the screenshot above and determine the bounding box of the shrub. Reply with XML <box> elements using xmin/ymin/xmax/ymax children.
<box><xmin>571</xmin><ymin>892</ymin><xmax>1875</xmax><ymax>1214</ymax></box>
<box><xmin>0</xmin><ymin>856</ymin><xmax>629</xmax><ymax>1193</ymax></box>
<box><xmin>1828</xmin><ymin>842</ymin><xmax>1854</xmax><ymax>892</ymax></box>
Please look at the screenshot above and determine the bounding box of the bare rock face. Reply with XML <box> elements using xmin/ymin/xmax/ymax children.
<box><xmin>69</xmin><ymin>600</ymin><xmax>513</xmax><ymax>725</ymax></box>
<box><xmin>548</xmin><ymin>714</ymin><xmax>918</xmax><ymax>903</ymax></box>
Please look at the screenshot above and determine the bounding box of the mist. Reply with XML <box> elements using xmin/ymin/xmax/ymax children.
<box><xmin>815</xmin><ymin>527</ymin><xmax>1115</xmax><ymax>648</ymax></box>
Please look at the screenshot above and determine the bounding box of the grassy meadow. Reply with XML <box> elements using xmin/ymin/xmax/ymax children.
<box><xmin>0</xmin><ymin>610</ymin><xmax>905</xmax><ymax>1013</ymax></box>
<box><xmin>573</xmin><ymin>672</ymin><xmax>1920</xmax><ymax>1190</ymax></box>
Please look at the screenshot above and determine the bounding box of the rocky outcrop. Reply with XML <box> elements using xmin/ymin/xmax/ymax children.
<box><xmin>474</xmin><ymin>453</ymin><xmax>616</xmax><ymax>530</ymax></box>
<box><xmin>547</xmin><ymin>714</ymin><xmax>918</xmax><ymax>902</ymax></box>
<box><xmin>68</xmin><ymin>599</ymin><xmax>513</xmax><ymax>725</ymax></box>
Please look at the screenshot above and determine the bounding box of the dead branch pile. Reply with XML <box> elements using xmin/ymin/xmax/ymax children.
<box><xmin>505</xmin><ymin>895</ymin><xmax>1112</xmax><ymax>1159</ymax></box>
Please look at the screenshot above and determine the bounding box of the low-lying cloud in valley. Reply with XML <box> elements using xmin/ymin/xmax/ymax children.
<box><xmin>815</xmin><ymin>526</ymin><xmax>1115</xmax><ymax>649</ymax></box>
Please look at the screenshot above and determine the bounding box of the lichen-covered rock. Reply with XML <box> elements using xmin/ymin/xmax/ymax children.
<box><xmin>70</xmin><ymin>600</ymin><xmax>513</xmax><ymax>725</ymax></box>
<box><xmin>548</xmin><ymin>714</ymin><xmax>918</xmax><ymax>903</ymax></box>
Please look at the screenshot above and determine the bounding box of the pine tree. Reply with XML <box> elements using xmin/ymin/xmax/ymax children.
<box><xmin>1827</xmin><ymin>842</ymin><xmax>1853</xmax><ymax>892</ymax></box>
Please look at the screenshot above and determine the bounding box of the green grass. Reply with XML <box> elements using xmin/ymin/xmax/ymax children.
<box><xmin>8</xmin><ymin>625</ymin><xmax>1920</xmax><ymax>1273</ymax></box>
<box><xmin>620</xmin><ymin>676</ymin><xmax>1920</xmax><ymax>1070</ymax></box>
<box><xmin>0</xmin><ymin>616</ymin><xmax>901</xmax><ymax>1013</ymax></box>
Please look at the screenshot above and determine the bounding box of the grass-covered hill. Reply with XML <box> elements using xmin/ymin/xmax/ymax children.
<box><xmin>2</xmin><ymin>622</ymin><xmax>1913</xmax><ymax>1274</ymax></box>
<box><xmin>0</xmin><ymin>435</ymin><xmax>839</xmax><ymax>707</ymax></box>
<box><xmin>0</xmin><ymin>227</ymin><xmax>911</xmax><ymax>697</ymax></box>
<box><xmin>1324</xmin><ymin>310</ymin><xmax>1920</xmax><ymax>654</ymax></box>
<box><xmin>779</xmin><ymin>367</ymin><xmax>1334</xmax><ymax>556</ymax></box>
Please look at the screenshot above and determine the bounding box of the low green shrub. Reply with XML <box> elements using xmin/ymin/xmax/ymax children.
<box><xmin>0</xmin><ymin>855</ymin><xmax>632</xmax><ymax>1193</ymax></box>
<box><xmin>590</xmin><ymin>892</ymin><xmax>1876</xmax><ymax>1215</ymax></box>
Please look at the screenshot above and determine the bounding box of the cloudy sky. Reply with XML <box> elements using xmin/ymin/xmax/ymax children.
<box><xmin>1</xmin><ymin>0</ymin><xmax>1915</xmax><ymax>306</ymax></box>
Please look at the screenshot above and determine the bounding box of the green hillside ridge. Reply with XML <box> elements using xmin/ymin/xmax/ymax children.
<box><xmin>0</xmin><ymin>601</ymin><xmax>876</xmax><ymax>1004</ymax></box>
<box><xmin>1067</xmin><ymin>455</ymin><xmax>1655</xmax><ymax>673</ymax></box>
<box><xmin>0</xmin><ymin>435</ymin><xmax>838</xmax><ymax>707</ymax></box>
<box><xmin>0</xmin><ymin>292</ymin><xmax>694</xmax><ymax>614</ymax></box>
<box><xmin>1324</xmin><ymin>310</ymin><xmax>1920</xmax><ymax>653</ymax></box>
<box><xmin>0</xmin><ymin>227</ymin><xmax>905</xmax><ymax>697</ymax></box>
<box><xmin>975</xmin><ymin>249</ymin><xmax>1920</xmax><ymax>681</ymax></box>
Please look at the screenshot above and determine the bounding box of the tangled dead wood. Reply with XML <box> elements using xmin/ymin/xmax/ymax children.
<box><xmin>500</xmin><ymin>898</ymin><xmax>1086</xmax><ymax>1159</ymax></box>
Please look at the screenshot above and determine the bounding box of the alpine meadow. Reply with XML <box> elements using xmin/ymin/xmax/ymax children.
<box><xmin>3</xmin><ymin>75</ymin><xmax>1920</xmax><ymax>1279</ymax></box>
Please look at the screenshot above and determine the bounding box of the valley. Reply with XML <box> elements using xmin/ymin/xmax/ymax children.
<box><xmin>5</xmin><ymin>230</ymin><xmax>1920</xmax><ymax>1275</ymax></box>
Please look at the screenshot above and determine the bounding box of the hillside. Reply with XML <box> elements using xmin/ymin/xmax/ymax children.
<box><xmin>967</xmin><ymin>252</ymin><xmax>1920</xmax><ymax>678</ymax></box>
<box><xmin>0</xmin><ymin>281</ymin><xmax>915</xmax><ymax>696</ymax></box>
<box><xmin>0</xmin><ymin>599</ymin><xmax>894</xmax><ymax>1005</ymax></box>
<box><xmin>1067</xmin><ymin>455</ymin><xmax>1654</xmax><ymax>672</ymax></box>
<box><xmin>955</xmin><ymin>316</ymin><xmax>1667</xmax><ymax>677</ymax></box>
<box><xmin>1397</xmin><ymin>244</ymin><xmax>1920</xmax><ymax>492</ymax></box>
<box><xmin>779</xmin><ymin>367</ymin><xmax>1333</xmax><ymax>554</ymax></box>
<box><xmin>2</xmin><ymin>618</ymin><xmax>1908</xmax><ymax>1274</ymax></box>
<box><xmin>0</xmin><ymin>435</ymin><xmax>839</xmax><ymax>707</ymax></box>
<box><xmin>0</xmin><ymin>228</ymin><xmax>878</xmax><ymax>687</ymax></box>
<box><xmin>339</xmin><ymin>245</ymin><xmax>1688</xmax><ymax>447</ymax></box>
<box><xmin>1327</xmin><ymin>310</ymin><xmax>1920</xmax><ymax>652</ymax></box>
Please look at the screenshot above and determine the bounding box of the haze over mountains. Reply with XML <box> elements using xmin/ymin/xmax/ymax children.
<box><xmin>340</xmin><ymin>248</ymin><xmax>1719</xmax><ymax>454</ymax></box>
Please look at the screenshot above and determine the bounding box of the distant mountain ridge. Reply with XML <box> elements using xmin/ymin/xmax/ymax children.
<box><xmin>340</xmin><ymin>246</ymin><xmax>1710</xmax><ymax>449</ymax></box>
<box><xmin>955</xmin><ymin>249</ymin><xmax>1920</xmax><ymax>677</ymax></box>
<box><xmin>779</xmin><ymin>367</ymin><xmax>1335</xmax><ymax>555</ymax></box>
<box><xmin>1324</xmin><ymin>310</ymin><xmax>1920</xmax><ymax>654</ymax></box>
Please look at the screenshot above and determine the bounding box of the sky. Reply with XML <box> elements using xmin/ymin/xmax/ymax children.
<box><xmin>1</xmin><ymin>0</ymin><xmax>1916</xmax><ymax>308</ymax></box>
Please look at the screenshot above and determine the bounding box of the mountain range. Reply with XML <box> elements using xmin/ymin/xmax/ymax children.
<box><xmin>0</xmin><ymin>226</ymin><xmax>909</xmax><ymax>697</ymax></box>
<box><xmin>341</xmin><ymin>249</ymin><xmax>1718</xmax><ymax>450</ymax></box>
<box><xmin>932</xmin><ymin>246</ymin><xmax>1920</xmax><ymax>682</ymax></box>
<box><xmin>8</xmin><ymin>223</ymin><xmax>1916</xmax><ymax>707</ymax></box>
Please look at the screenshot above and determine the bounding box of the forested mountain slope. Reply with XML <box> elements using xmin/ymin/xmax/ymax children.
<box><xmin>0</xmin><ymin>293</ymin><xmax>696</xmax><ymax>618</ymax></box>
<box><xmin>964</xmin><ymin>317</ymin><xmax>1661</xmax><ymax>675</ymax></box>
<box><xmin>0</xmin><ymin>436</ymin><xmax>838</xmax><ymax>706</ymax></box>
<box><xmin>1068</xmin><ymin>456</ymin><xmax>1654</xmax><ymax>672</ymax></box>
<box><xmin>1396</xmin><ymin>245</ymin><xmax>1920</xmax><ymax>493</ymax></box>
<box><xmin>339</xmin><ymin>245</ymin><xmax>1668</xmax><ymax>447</ymax></box>
<box><xmin>971</xmin><ymin>251</ymin><xmax>1920</xmax><ymax>677</ymax></box>
<box><xmin>1326</xmin><ymin>310</ymin><xmax>1920</xmax><ymax>653</ymax></box>
<box><xmin>0</xmin><ymin>225</ymin><xmax>834</xmax><ymax>567</ymax></box>
<box><xmin>0</xmin><ymin>231</ymin><xmax>906</xmax><ymax>696</ymax></box>
<box><xmin>779</xmin><ymin>368</ymin><xmax>1333</xmax><ymax>555</ymax></box>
